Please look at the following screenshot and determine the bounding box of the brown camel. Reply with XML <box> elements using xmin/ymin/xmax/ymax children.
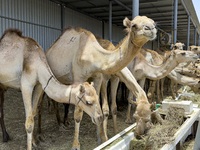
<box><xmin>0</xmin><ymin>29</ymin><xmax>103</xmax><ymax>150</ymax></box>
<box><xmin>96</xmin><ymin>38</ymin><xmax>198</xmax><ymax>137</ymax></box>
<box><xmin>40</xmin><ymin>16</ymin><xmax>157</xmax><ymax>149</ymax></box>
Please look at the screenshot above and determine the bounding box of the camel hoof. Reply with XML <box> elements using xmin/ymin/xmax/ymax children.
<box><xmin>64</xmin><ymin>119</ymin><xmax>71</xmax><ymax>126</ymax></box>
<box><xmin>3</xmin><ymin>133</ymin><xmax>10</xmax><ymax>142</ymax></box>
<box><xmin>59</xmin><ymin>123</ymin><xmax>69</xmax><ymax>131</ymax></box>
<box><xmin>125</xmin><ymin>119</ymin><xmax>133</xmax><ymax>124</ymax></box>
<box><xmin>71</xmin><ymin>147</ymin><xmax>80</xmax><ymax>150</ymax></box>
<box><xmin>36</xmin><ymin>134</ymin><xmax>45</xmax><ymax>143</ymax></box>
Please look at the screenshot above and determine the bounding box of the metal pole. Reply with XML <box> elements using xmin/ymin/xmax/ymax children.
<box><xmin>132</xmin><ymin>0</ymin><xmax>139</xmax><ymax>19</ymax></box>
<box><xmin>194</xmin><ymin>27</ymin><xmax>197</xmax><ymax>45</ymax></box>
<box><xmin>198</xmin><ymin>35</ymin><xmax>200</xmax><ymax>46</ymax></box>
<box><xmin>187</xmin><ymin>15</ymin><xmax>190</xmax><ymax>50</ymax></box>
<box><xmin>109</xmin><ymin>0</ymin><xmax>112</xmax><ymax>42</ymax></box>
<box><xmin>61</xmin><ymin>4</ymin><xmax>64</xmax><ymax>30</ymax></box>
<box><xmin>102</xmin><ymin>21</ymin><xmax>104</xmax><ymax>39</ymax></box>
<box><xmin>157</xmin><ymin>30</ymin><xmax>160</xmax><ymax>48</ymax></box>
<box><xmin>173</xmin><ymin>0</ymin><xmax>178</xmax><ymax>44</ymax></box>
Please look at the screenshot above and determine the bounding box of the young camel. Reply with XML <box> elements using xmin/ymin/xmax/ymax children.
<box><xmin>0</xmin><ymin>29</ymin><xmax>103</xmax><ymax>150</ymax></box>
<box><xmin>97</xmin><ymin>38</ymin><xmax>198</xmax><ymax>137</ymax></box>
<box><xmin>40</xmin><ymin>16</ymin><xmax>157</xmax><ymax>149</ymax></box>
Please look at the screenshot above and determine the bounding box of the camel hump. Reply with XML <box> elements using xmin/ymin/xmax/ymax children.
<box><xmin>0</xmin><ymin>28</ymin><xmax>23</xmax><ymax>41</ymax></box>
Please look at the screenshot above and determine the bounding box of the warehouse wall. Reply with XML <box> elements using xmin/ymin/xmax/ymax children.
<box><xmin>0</xmin><ymin>0</ymin><xmax>61</xmax><ymax>51</ymax></box>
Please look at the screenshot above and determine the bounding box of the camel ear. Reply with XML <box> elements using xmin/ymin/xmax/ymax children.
<box><xmin>79</xmin><ymin>84</ymin><xmax>85</xmax><ymax>93</ymax></box>
<box><xmin>189</xmin><ymin>46</ymin><xmax>192</xmax><ymax>51</ymax></box>
<box><xmin>123</xmin><ymin>17</ymin><xmax>131</xmax><ymax>28</ymax></box>
<box><xmin>90</xmin><ymin>82</ymin><xmax>94</xmax><ymax>87</ymax></box>
<box><xmin>150</xmin><ymin>102</ymin><xmax>156</xmax><ymax>110</ymax></box>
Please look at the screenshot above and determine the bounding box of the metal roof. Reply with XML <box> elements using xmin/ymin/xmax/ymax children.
<box><xmin>50</xmin><ymin>0</ymin><xmax>200</xmax><ymax>47</ymax></box>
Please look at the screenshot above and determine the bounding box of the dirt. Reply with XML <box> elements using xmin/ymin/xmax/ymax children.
<box><xmin>0</xmin><ymin>88</ymin><xmax>134</xmax><ymax>150</ymax></box>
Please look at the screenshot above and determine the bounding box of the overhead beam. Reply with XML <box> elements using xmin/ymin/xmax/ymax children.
<box><xmin>180</xmin><ymin>0</ymin><xmax>196</xmax><ymax>32</ymax></box>
<box><xmin>114</xmin><ymin>0</ymin><xmax>132</xmax><ymax>12</ymax></box>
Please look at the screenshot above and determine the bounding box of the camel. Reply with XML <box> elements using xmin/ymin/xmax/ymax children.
<box><xmin>0</xmin><ymin>29</ymin><xmax>103</xmax><ymax>150</ymax></box>
<box><xmin>96</xmin><ymin>38</ymin><xmax>198</xmax><ymax>137</ymax></box>
<box><xmin>39</xmin><ymin>16</ymin><xmax>157</xmax><ymax>149</ymax></box>
<box><xmin>150</xmin><ymin>43</ymin><xmax>185</xmax><ymax>100</ymax></box>
<box><xmin>188</xmin><ymin>45</ymin><xmax>200</xmax><ymax>53</ymax></box>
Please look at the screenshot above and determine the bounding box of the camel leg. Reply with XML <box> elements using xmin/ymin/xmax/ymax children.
<box><xmin>126</xmin><ymin>92</ymin><xmax>134</xmax><ymax>124</ymax></box>
<box><xmin>138</xmin><ymin>78</ymin><xmax>146</xmax><ymax>89</ymax></box>
<box><xmin>160</xmin><ymin>78</ymin><xmax>165</xmax><ymax>101</ymax></box>
<box><xmin>92</xmin><ymin>74</ymin><xmax>107</xmax><ymax>143</ymax></box>
<box><xmin>147</xmin><ymin>80</ymin><xmax>156</xmax><ymax>103</ymax></box>
<box><xmin>170</xmin><ymin>80</ymin><xmax>176</xmax><ymax>99</ymax></box>
<box><xmin>21</xmin><ymin>76</ymin><xmax>35</xmax><ymax>150</ymax></box>
<box><xmin>175</xmin><ymin>83</ymin><xmax>178</xmax><ymax>96</ymax></box>
<box><xmin>110</xmin><ymin>76</ymin><xmax>119</xmax><ymax>134</ymax></box>
<box><xmin>100</xmin><ymin>78</ymin><xmax>109</xmax><ymax>141</ymax></box>
<box><xmin>72</xmin><ymin>106</ymin><xmax>83</xmax><ymax>150</ymax></box>
<box><xmin>32</xmin><ymin>84</ymin><xmax>44</xmax><ymax>144</ymax></box>
<box><xmin>156</xmin><ymin>80</ymin><xmax>160</xmax><ymax>104</ymax></box>
<box><xmin>51</xmin><ymin>101</ymin><xmax>62</xmax><ymax>126</ymax></box>
<box><xmin>0</xmin><ymin>85</ymin><xmax>10</xmax><ymax>142</ymax></box>
<box><xmin>63</xmin><ymin>104</ymin><xmax>70</xmax><ymax>126</ymax></box>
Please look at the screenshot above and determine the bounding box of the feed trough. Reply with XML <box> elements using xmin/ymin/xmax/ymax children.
<box><xmin>94</xmin><ymin>107</ymin><xmax>200</xmax><ymax>150</ymax></box>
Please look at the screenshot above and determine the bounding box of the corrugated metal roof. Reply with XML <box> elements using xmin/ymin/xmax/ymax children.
<box><xmin>51</xmin><ymin>0</ymin><xmax>200</xmax><ymax>46</ymax></box>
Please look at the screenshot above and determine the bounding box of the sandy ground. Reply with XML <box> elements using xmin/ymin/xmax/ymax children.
<box><xmin>0</xmin><ymin>88</ymin><xmax>134</xmax><ymax>150</ymax></box>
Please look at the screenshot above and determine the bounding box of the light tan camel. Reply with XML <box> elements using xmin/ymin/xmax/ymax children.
<box><xmin>188</xmin><ymin>45</ymin><xmax>200</xmax><ymax>53</ymax></box>
<box><xmin>0</xmin><ymin>29</ymin><xmax>103</xmax><ymax>150</ymax></box>
<box><xmin>42</xmin><ymin>16</ymin><xmax>157</xmax><ymax>149</ymax></box>
<box><xmin>151</xmin><ymin>43</ymin><xmax>185</xmax><ymax>100</ymax></box>
<box><xmin>97</xmin><ymin>38</ymin><xmax>198</xmax><ymax>137</ymax></box>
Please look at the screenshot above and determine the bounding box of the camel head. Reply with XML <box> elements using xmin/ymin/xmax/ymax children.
<box><xmin>188</xmin><ymin>45</ymin><xmax>200</xmax><ymax>54</ymax></box>
<box><xmin>73</xmin><ymin>82</ymin><xmax>103</xmax><ymax>125</ymax></box>
<box><xmin>133</xmin><ymin>101</ymin><xmax>155</xmax><ymax>138</ymax></box>
<box><xmin>191</xmin><ymin>80</ymin><xmax>200</xmax><ymax>93</ymax></box>
<box><xmin>171</xmin><ymin>50</ymin><xmax>198</xmax><ymax>63</ymax></box>
<box><xmin>172</xmin><ymin>42</ymin><xmax>185</xmax><ymax>50</ymax></box>
<box><xmin>123</xmin><ymin>16</ymin><xmax>157</xmax><ymax>44</ymax></box>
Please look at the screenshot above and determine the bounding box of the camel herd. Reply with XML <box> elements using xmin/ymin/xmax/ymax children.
<box><xmin>0</xmin><ymin>16</ymin><xmax>199</xmax><ymax>150</ymax></box>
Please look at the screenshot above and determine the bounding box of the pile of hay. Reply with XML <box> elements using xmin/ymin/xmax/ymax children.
<box><xmin>180</xmin><ymin>94</ymin><xmax>200</xmax><ymax>108</ymax></box>
<box><xmin>129</xmin><ymin>105</ymin><xmax>185</xmax><ymax>150</ymax></box>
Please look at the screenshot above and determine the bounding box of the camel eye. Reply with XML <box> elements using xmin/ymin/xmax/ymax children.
<box><xmin>181</xmin><ymin>52</ymin><xmax>186</xmax><ymax>55</ymax></box>
<box><xmin>86</xmin><ymin>101</ymin><xmax>93</xmax><ymax>105</ymax></box>
<box><xmin>195</xmin><ymin>48</ymin><xmax>198</xmax><ymax>50</ymax></box>
<box><xmin>144</xmin><ymin>26</ymin><xmax>150</xmax><ymax>30</ymax></box>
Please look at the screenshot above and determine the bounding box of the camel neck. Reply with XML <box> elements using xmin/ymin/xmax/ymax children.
<box><xmin>142</xmin><ymin>54</ymin><xmax>179</xmax><ymax>80</ymax></box>
<box><xmin>98</xmin><ymin>33</ymin><xmax>143</xmax><ymax>74</ymax></box>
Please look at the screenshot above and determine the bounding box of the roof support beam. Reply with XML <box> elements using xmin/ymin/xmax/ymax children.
<box><xmin>187</xmin><ymin>15</ymin><xmax>190</xmax><ymax>49</ymax></box>
<box><xmin>198</xmin><ymin>35</ymin><xmax>200</xmax><ymax>46</ymax></box>
<box><xmin>109</xmin><ymin>0</ymin><xmax>112</xmax><ymax>42</ymax></box>
<box><xmin>194</xmin><ymin>27</ymin><xmax>197</xmax><ymax>45</ymax></box>
<box><xmin>173</xmin><ymin>0</ymin><xmax>178</xmax><ymax>44</ymax></box>
<box><xmin>132</xmin><ymin>0</ymin><xmax>139</xmax><ymax>19</ymax></box>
